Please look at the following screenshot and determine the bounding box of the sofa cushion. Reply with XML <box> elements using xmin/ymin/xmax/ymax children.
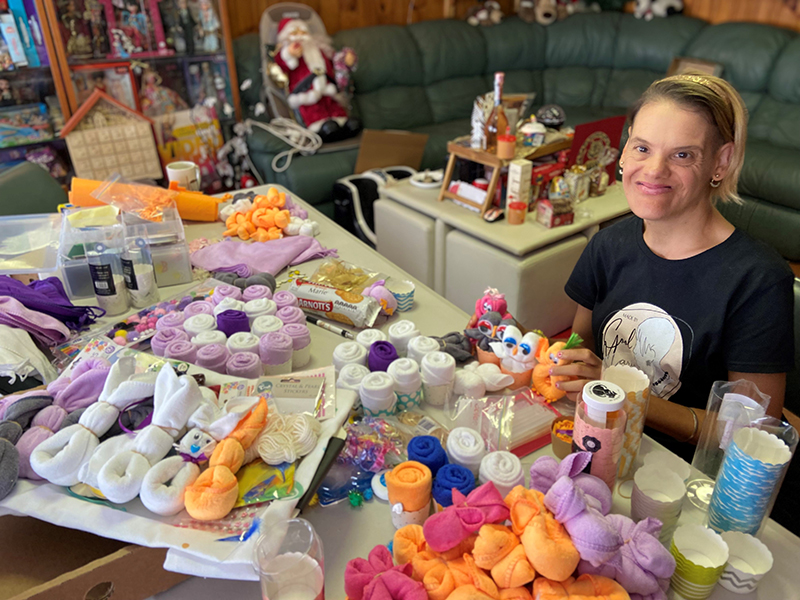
<box><xmin>545</xmin><ymin>12</ymin><xmax>621</xmax><ymax>69</ymax></box>
<box><xmin>602</xmin><ymin>68</ymin><xmax>661</xmax><ymax>109</ymax></box>
<box><xmin>481</xmin><ymin>17</ymin><xmax>546</xmax><ymax>72</ymax></box>
<box><xmin>613</xmin><ymin>14</ymin><xmax>706</xmax><ymax>71</ymax></box>
<box><xmin>408</xmin><ymin>20</ymin><xmax>486</xmax><ymax>85</ymax></box>
<box><xmin>427</xmin><ymin>76</ymin><xmax>490</xmax><ymax>123</ymax></box>
<box><xmin>355</xmin><ymin>86</ymin><xmax>433</xmax><ymax>130</ymax></box>
<box><xmin>334</xmin><ymin>26</ymin><xmax>424</xmax><ymax>93</ymax></box>
<box><xmin>719</xmin><ymin>194</ymin><xmax>800</xmax><ymax>262</ymax></box>
<box><xmin>749</xmin><ymin>96</ymin><xmax>800</xmax><ymax>151</ymax></box>
<box><xmin>768</xmin><ymin>37</ymin><xmax>800</xmax><ymax>103</ymax></box>
<box><xmin>684</xmin><ymin>23</ymin><xmax>794</xmax><ymax>92</ymax></box>
<box><xmin>233</xmin><ymin>33</ymin><xmax>263</xmax><ymax>110</ymax></box>
<box><xmin>738</xmin><ymin>139</ymin><xmax>800</xmax><ymax>211</ymax></box>
<box><xmin>558</xmin><ymin>106</ymin><xmax>628</xmax><ymax>129</ymax></box>
<box><xmin>411</xmin><ymin>118</ymin><xmax>472</xmax><ymax>170</ymax></box>
<box><xmin>543</xmin><ymin>67</ymin><xmax>611</xmax><ymax>106</ymax></box>
<box><xmin>503</xmin><ymin>70</ymin><xmax>545</xmax><ymax>106</ymax></box>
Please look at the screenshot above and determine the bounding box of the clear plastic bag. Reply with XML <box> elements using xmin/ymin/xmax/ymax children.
<box><xmin>308</xmin><ymin>258</ymin><xmax>386</xmax><ymax>293</ymax></box>
<box><xmin>91</xmin><ymin>173</ymin><xmax>179</xmax><ymax>223</ymax></box>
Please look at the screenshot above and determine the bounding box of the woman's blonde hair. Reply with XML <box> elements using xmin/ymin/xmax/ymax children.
<box><xmin>628</xmin><ymin>74</ymin><xmax>748</xmax><ymax>204</ymax></box>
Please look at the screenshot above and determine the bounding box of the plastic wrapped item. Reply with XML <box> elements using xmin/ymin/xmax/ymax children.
<box><xmin>448</xmin><ymin>388</ymin><xmax>559</xmax><ymax>456</ymax></box>
<box><xmin>122</xmin><ymin>227</ymin><xmax>160</xmax><ymax>308</ymax></box>
<box><xmin>234</xmin><ymin>460</ymin><xmax>297</xmax><ymax>508</ymax></box>
<box><xmin>317</xmin><ymin>461</ymin><xmax>374</xmax><ymax>507</ymax></box>
<box><xmin>395</xmin><ymin>409</ymin><xmax>449</xmax><ymax>446</ymax></box>
<box><xmin>340</xmin><ymin>416</ymin><xmax>411</xmax><ymax>472</ymax></box>
<box><xmin>91</xmin><ymin>173</ymin><xmax>179</xmax><ymax>222</ymax></box>
<box><xmin>308</xmin><ymin>258</ymin><xmax>386</xmax><ymax>294</ymax></box>
<box><xmin>82</xmin><ymin>224</ymin><xmax>129</xmax><ymax>316</ymax></box>
<box><xmin>688</xmin><ymin>380</ymin><xmax>771</xmax><ymax>510</ymax></box>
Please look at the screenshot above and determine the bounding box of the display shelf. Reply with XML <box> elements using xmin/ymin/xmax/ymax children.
<box><xmin>66</xmin><ymin>51</ymin><xmax>227</xmax><ymax>67</ymax></box>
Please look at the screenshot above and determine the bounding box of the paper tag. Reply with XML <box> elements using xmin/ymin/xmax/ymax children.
<box><xmin>255</xmin><ymin>376</ymin><xmax>324</xmax><ymax>416</ymax></box>
<box><xmin>89</xmin><ymin>263</ymin><xmax>116</xmax><ymax>296</ymax></box>
<box><xmin>121</xmin><ymin>258</ymin><xmax>138</xmax><ymax>290</ymax></box>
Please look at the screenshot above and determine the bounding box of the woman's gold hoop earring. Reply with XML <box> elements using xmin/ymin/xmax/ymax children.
<box><xmin>710</xmin><ymin>178</ymin><xmax>721</xmax><ymax>188</ymax></box>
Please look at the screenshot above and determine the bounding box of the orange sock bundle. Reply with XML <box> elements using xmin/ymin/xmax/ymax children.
<box><xmin>394</xmin><ymin>525</ymin><xmax>428</xmax><ymax>566</ymax></box>
<box><xmin>498</xmin><ymin>587</ymin><xmax>533</xmax><ymax>600</ymax></box>
<box><xmin>184</xmin><ymin>399</ymin><xmax>267</xmax><ymax>520</ymax></box>
<box><xmin>532</xmin><ymin>574</ymin><xmax>630</xmax><ymax>600</ymax></box>
<box><xmin>472</xmin><ymin>524</ymin><xmax>535</xmax><ymax>589</ymax></box>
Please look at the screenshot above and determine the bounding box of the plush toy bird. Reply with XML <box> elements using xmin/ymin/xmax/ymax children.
<box><xmin>465</xmin><ymin>310</ymin><xmax>503</xmax><ymax>352</ymax></box>
<box><xmin>490</xmin><ymin>326</ymin><xmax>547</xmax><ymax>373</ymax></box>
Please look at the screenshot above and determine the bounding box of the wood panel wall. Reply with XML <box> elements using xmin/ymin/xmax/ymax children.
<box><xmin>227</xmin><ymin>0</ymin><xmax>799</xmax><ymax>40</ymax></box>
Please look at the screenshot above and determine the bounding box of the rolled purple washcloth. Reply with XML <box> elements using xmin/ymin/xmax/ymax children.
<box><xmin>150</xmin><ymin>328</ymin><xmax>189</xmax><ymax>357</ymax></box>
<box><xmin>242</xmin><ymin>285</ymin><xmax>272</xmax><ymax>302</ymax></box>
<box><xmin>183</xmin><ymin>300</ymin><xmax>215</xmax><ymax>318</ymax></box>
<box><xmin>368</xmin><ymin>340</ymin><xmax>399</xmax><ymax>372</ymax></box>
<box><xmin>155</xmin><ymin>311</ymin><xmax>185</xmax><ymax>332</ymax></box>
<box><xmin>212</xmin><ymin>285</ymin><xmax>243</xmax><ymax>305</ymax></box>
<box><xmin>226</xmin><ymin>351</ymin><xmax>263</xmax><ymax>379</ymax></box>
<box><xmin>277</xmin><ymin>306</ymin><xmax>305</xmax><ymax>325</ymax></box>
<box><xmin>273</xmin><ymin>291</ymin><xmax>298</xmax><ymax>310</ymax></box>
<box><xmin>259</xmin><ymin>331</ymin><xmax>294</xmax><ymax>375</ymax></box>
<box><xmin>196</xmin><ymin>343</ymin><xmax>230</xmax><ymax>374</ymax></box>
<box><xmin>217</xmin><ymin>309</ymin><xmax>250</xmax><ymax>337</ymax></box>
<box><xmin>164</xmin><ymin>340</ymin><xmax>198</xmax><ymax>363</ymax></box>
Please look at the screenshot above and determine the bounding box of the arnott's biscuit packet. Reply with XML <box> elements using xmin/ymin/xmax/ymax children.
<box><xmin>289</xmin><ymin>279</ymin><xmax>381</xmax><ymax>328</ymax></box>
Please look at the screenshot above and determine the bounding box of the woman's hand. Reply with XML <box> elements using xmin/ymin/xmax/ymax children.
<box><xmin>549</xmin><ymin>348</ymin><xmax>603</xmax><ymax>403</ymax></box>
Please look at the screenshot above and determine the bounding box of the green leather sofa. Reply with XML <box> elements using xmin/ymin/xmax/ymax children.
<box><xmin>234</xmin><ymin>13</ymin><xmax>800</xmax><ymax>260</ymax></box>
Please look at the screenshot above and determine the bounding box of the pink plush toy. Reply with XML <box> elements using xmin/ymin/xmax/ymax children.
<box><xmin>467</xmin><ymin>287</ymin><xmax>513</xmax><ymax>329</ymax></box>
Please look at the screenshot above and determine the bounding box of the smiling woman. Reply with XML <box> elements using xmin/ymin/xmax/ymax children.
<box><xmin>547</xmin><ymin>74</ymin><xmax>794</xmax><ymax>459</ymax></box>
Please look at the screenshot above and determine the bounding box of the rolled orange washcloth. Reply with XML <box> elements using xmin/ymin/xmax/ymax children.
<box><xmin>532</xmin><ymin>574</ymin><xmax>630</xmax><ymax>599</ymax></box>
<box><xmin>394</xmin><ymin>525</ymin><xmax>428</xmax><ymax>566</ymax></box>
<box><xmin>386</xmin><ymin>461</ymin><xmax>433</xmax><ymax>513</ymax></box>
<box><xmin>446</xmin><ymin>585</ymin><xmax>497</xmax><ymax>600</ymax></box>
<box><xmin>490</xmin><ymin>545</ymin><xmax>535</xmax><ymax>589</ymax></box>
<box><xmin>498</xmin><ymin>588</ymin><xmax>533</xmax><ymax>600</ymax></box>
<box><xmin>504</xmin><ymin>486</ymin><xmax>547</xmax><ymax>535</ymax></box>
<box><xmin>521</xmin><ymin>513</ymin><xmax>579</xmax><ymax>583</ymax></box>
<box><xmin>472</xmin><ymin>525</ymin><xmax>519</xmax><ymax>570</ymax></box>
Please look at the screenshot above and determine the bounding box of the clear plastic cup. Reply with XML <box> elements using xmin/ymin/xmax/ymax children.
<box><xmin>254</xmin><ymin>518</ymin><xmax>324</xmax><ymax>600</ymax></box>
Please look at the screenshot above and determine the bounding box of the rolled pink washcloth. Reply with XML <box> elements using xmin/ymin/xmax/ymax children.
<box><xmin>277</xmin><ymin>306</ymin><xmax>305</xmax><ymax>325</ymax></box>
<box><xmin>151</xmin><ymin>328</ymin><xmax>189</xmax><ymax>356</ymax></box>
<box><xmin>155</xmin><ymin>311</ymin><xmax>185</xmax><ymax>332</ymax></box>
<box><xmin>164</xmin><ymin>340</ymin><xmax>198</xmax><ymax>363</ymax></box>
<box><xmin>226</xmin><ymin>351</ymin><xmax>262</xmax><ymax>379</ymax></box>
<box><xmin>281</xmin><ymin>323</ymin><xmax>312</xmax><ymax>369</ymax></box>
<box><xmin>227</xmin><ymin>331</ymin><xmax>260</xmax><ymax>355</ymax></box>
<box><xmin>259</xmin><ymin>331</ymin><xmax>293</xmax><ymax>375</ymax></box>
<box><xmin>242</xmin><ymin>285</ymin><xmax>272</xmax><ymax>302</ymax></box>
<box><xmin>252</xmin><ymin>315</ymin><xmax>283</xmax><ymax>338</ymax></box>
<box><xmin>273</xmin><ymin>291</ymin><xmax>298</xmax><ymax>310</ymax></box>
<box><xmin>196</xmin><ymin>343</ymin><xmax>229</xmax><ymax>374</ymax></box>
<box><xmin>244</xmin><ymin>298</ymin><xmax>277</xmax><ymax>325</ymax></box>
<box><xmin>212</xmin><ymin>284</ymin><xmax>243</xmax><ymax>305</ymax></box>
<box><xmin>183</xmin><ymin>300</ymin><xmax>214</xmax><ymax>318</ymax></box>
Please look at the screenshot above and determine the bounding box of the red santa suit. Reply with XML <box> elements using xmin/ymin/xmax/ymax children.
<box><xmin>273</xmin><ymin>18</ymin><xmax>347</xmax><ymax>132</ymax></box>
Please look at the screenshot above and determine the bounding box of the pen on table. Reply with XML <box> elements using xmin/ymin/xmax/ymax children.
<box><xmin>296</xmin><ymin>427</ymin><xmax>347</xmax><ymax>514</ymax></box>
<box><xmin>305</xmin><ymin>314</ymin><xmax>355</xmax><ymax>340</ymax></box>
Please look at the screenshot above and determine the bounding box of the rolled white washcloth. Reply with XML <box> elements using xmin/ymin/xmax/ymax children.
<box><xmin>251</xmin><ymin>315</ymin><xmax>283</xmax><ymax>338</ymax></box>
<box><xmin>191</xmin><ymin>330</ymin><xmax>227</xmax><ymax>347</ymax></box>
<box><xmin>332</xmin><ymin>341</ymin><xmax>368</xmax><ymax>372</ymax></box>
<box><xmin>243</xmin><ymin>298</ymin><xmax>277</xmax><ymax>325</ymax></box>
<box><xmin>479</xmin><ymin>451</ymin><xmax>525</xmax><ymax>498</ymax></box>
<box><xmin>183</xmin><ymin>314</ymin><xmax>217</xmax><ymax>339</ymax></box>
<box><xmin>226</xmin><ymin>331</ymin><xmax>260</xmax><ymax>355</ymax></box>
<box><xmin>454</xmin><ymin>370</ymin><xmax>486</xmax><ymax>398</ymax></box>
<box><xmin>407</xmin><ymin>335</ymin><xmax>440</xmax><ymax>366</ymax></box>
<box><xmin>359</xmin><ymin>371</ymin><xmax>397</xmax><ymax>417</ymax></box>
<box><xmin>337</xmin><ymin>363</ymin><xmax>370</xmax><ymax>392</ymax></box>
<box><xmin>388</xmin><ymin>357</ymin><xmax>423</xmax><ymax>412</ymax></box>
<box><xmin>447</xmin><ymin>427</ymin><xmax>486</xmax><ymax>476</ymax></box>
<box><xmin>388</xmin><ymin>320</ymin><xmax>420</xmax><ymax>356</ymax></box>
<box><xmin>356</xmin><ymin>328</ymin><xmax>387</xmax><ymax>349</ymax></box>
<box><xmin>420</xmin><ymin>351</ymin><xmax>456</xmax><ymax>407</ymax></box>
<box><xmin>213</xmin><ymin>297</ymin><xmax>245</xmax><ymax>316</ymax></box>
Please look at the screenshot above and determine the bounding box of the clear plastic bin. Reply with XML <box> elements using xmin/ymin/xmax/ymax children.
<box><xmin>121</xmin><ymin>206</ymin><xmax>192</xmax><ymax>287</ymax></box>
<box><xmin>0</xmin><ymin>213</ymin><xmax>61</xmax><ymax>276</ymax></box>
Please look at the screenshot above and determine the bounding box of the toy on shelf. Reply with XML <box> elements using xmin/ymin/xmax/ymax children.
<box><xmin>58</xmin><ymin>0</ymin><xmax>93</xmax><ymax>58</ymax></box>
<box><xmin>61</xmin><ymin>89</ymin><xmax>162</xmax><ymax>181</ymax></box>
<box><xmin>0</xmin><ymin>102</ymin><xmax>53</xmax><ymax>148</ymax></box>
<box><xmin>532</xmin><ymin>332</ymin><xmax>582</xmax><ymax>403</ymax></box>
<box><xmin>634</xmin><ymin>0</ymin><xmax>683</xmax><ymax>20</ymax></box>
<box><xmin>197</xmin><ymin>0</ymin><xmax>220</xmax><ymax>52</ymax></box>
<box><xmin>99</xmin><ymin>0</ymin><xmax>172</xmax><ymax>58</ymax></box>
<box><xmin>159</xmin><ymin>0</ymin><xmax>200</xmax><ymax>55</ymax></box>
<box><xmin>72</xmin><ymin>62</ymin><xmax>139</xmax><ymax>110</ymax></box>
<box><xmin>466</xmin><ymin>1</ymin><xmax>503</xmax><ymax>26</ymax></box>
<box><xmin>139</xmin><ymin>65</ymin><xmax>189</xmax><ymax>117</ymax></box>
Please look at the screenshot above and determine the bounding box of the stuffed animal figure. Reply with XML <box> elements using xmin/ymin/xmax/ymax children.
<box><xmin>534</xmin><ymin>0</ymin><xmax>560</xmax><ymax>25</ymax></box>
<box><xmin>634</xmin><ymin>0</ymin><xmax>683</xmax><ymax>20</ymax></box>
<box><xmin>517</xmin><ymin>0</ymin><xmax>537</xmax><ymax>22</ymax></box>
<box><xmin>467</xmin><ymin>288</ymin><xmax>513</xmax><ymax>329</ymax></box>
<box><xmin>466</xmin><ymin>1</ymin><xmax>504</xmax><ymax>26</ymax></box>
<box><xmin>531</xmin><ymin>332</ymin><xmax>583</xmax><ymax>402</ymax></box>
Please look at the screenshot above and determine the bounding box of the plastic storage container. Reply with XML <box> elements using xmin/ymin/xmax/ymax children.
<box><xmin>121</xmin><ymin>206</ymin><xmax>192</xmax><ymax>287</ymax></box>
<box><xmin>0</xmin><ymin>213</ymin><xmax>61</xmax><ymax>276</ymax></box>
<box><xmin>57</xmin><ymin>207</ymin><xmax>94</xmax><ymax>300</ymax></box>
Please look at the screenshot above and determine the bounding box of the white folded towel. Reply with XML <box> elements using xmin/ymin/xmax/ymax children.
<box><xmin>356</xmin><ymin>328</ymin><xmax>387</xmax><ymax>349</ymax></box>
<box><xmin>421</xmin><ymin>352</ymin><xmax>456</xmax><ymax>386</ymax></box>
<box><xmin>213</xmin><ymin>297</ymin><xmax>245</xmax><ymax>316</ymax></box>
<box><xmin>332</xmin><ymin>341</ymin><xmax>368</xmax><ymax>372</ymax></box>
<box><xmin>454</xmin><ymin>370</ymin><xmax>486</xmax><ymax>398</ymax></box>
<box><xmin>227</xmin><ymin>332</ymin><xmax>260</xmax><ymax>355</ymax></box>
<box><xmin>387</xmin><ymin>358</ymin><xmax>421</xmax><ymax>394</ymax></box>
<box><xmin>407</xmin><ymin>336</ymin><xmax>440</xmax><ymax>365</ymax></box>
<box><xmin>479</xmin><ymin>451</ymin><xmax>525</xmax><ymax>498</ymax></box>
<box><xmin>464</xmin><ymin>361</ymin><xmax>515</xmax><ymax>391</ymax></box>
<box><xmin>359</xmin><ymin>372</ymin><xmax>396</xmax><ymax>416</ymax></box>
<box><xmin>388</xmin><ymin>320</ymin><xmax>420</xmax><ymax>356</ymax></box>
<box><xmin>446</xmin><ymin>427</ymin><xmax>486</xmax><ymax>476</ymax></box>
<box><xmin>337</xmin><ymin>363</ymin><xmax>370</xmax><ymax>391</ymax></box>
<box><xmin>192</xmin><ymin>330</ymin><xmax>227</xmax><ymax>347</ymax></box>
<box><xmin>252</xmin><ymin>315</ymin><xmax>283</xmax><ymax>338</ymax></box>
<box><xmin>244</xmin><ymin>299</ymin><xmax>277</xmax><ymax>325</ymax></box>
<box><xmin>183</xmin><ymin>314</ymin><xmax>217</xmax><ymax>338</ymax></box>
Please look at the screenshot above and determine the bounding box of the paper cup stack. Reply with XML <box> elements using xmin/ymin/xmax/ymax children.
<box><xmin>669</xmin><ymin>525</ymin><xmax>729</xmax><ymax>600</ymax></box>
<box><xmin>631</xmin><ymin>465</ymin><xmax>686</xmax><ymax>546</ymax></box>
<box><xmin>602</xmin><ymin>364</ymin><xmax>650</xmax><ymax>478</ymax></box>
<box><xmin>708</xmin><ymin>427</ymin><xmax>793</xmax><ymax>535</ymax></box>
<box><xmin>718</xmin><ymin>531</ymin><xmax>774</xmax><ymax>594</ymax></box>
<box><xmin>386</xmin><ymin>279</ymin><xmax>415</xmax><ymax>312</ymax></box>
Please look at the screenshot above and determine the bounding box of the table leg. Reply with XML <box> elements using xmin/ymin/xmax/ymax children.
<box><xmin>483</xmin><ymin>165</ymin><xmax>502</xmax><ymax>215</ymax></box>
<box><xmin>438</xmin><ymin>153</ymin><xmax>458</xmax><ymax>203</ymax></box>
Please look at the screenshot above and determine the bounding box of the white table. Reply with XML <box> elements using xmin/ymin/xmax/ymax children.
<box><xmin>377</xmin><ymin>180</ymin><xmax>631</xmax><ymax>336</ymax></box>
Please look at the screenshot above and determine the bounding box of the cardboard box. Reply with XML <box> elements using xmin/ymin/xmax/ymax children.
<box><xmin>507</xmin><ymin>159</ymin><xmax>532</xmax><ymax>205</ymax></box>
<box><xmin>354</xmin><ymin>130</ymin><xmax>429</xmax><ymax>174</ymax></box>
<box><xmin>536</xmin><ymin>200</ymin><xmax>574</xmax><ymax>228</ymax></box>
<box><xmin>0</xmin><ymin>516</ymin><xmax>189</xmax><ymax>600</ymax></box>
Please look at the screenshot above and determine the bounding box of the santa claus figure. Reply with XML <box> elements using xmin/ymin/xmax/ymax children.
<box><xmin>273</xmin><ymin>18</ymin><xmax>360</xmax><ymax>142</ymax></box>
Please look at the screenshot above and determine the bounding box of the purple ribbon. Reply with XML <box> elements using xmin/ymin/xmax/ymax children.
<box><xmin>180</xmin><ymin>452</ymin><xmax>208</xmax><ymax>464</ymax></box>
<box><xmin>118</xmin><ymin>398</ymin><xmax>154</xmax><ymax>436</ymax></box>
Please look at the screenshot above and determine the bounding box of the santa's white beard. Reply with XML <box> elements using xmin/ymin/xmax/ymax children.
<box><xmin>298</xmin><ymin>38</ymin><xmax>326</xmax><ymax>74</ymax></box>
